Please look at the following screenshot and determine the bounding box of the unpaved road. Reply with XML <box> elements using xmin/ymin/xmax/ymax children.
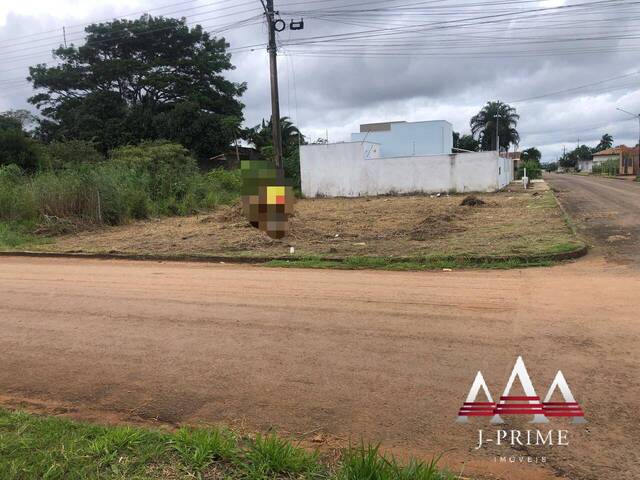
<box><xmin>547</xmin><ymin>173</ymin><xmax>640</xmax><ymax>265</ymax></box>
<box><xmin>0</xmin><ymin>256</ymin><xmax>638</xmax><ymax>480</ymax></box>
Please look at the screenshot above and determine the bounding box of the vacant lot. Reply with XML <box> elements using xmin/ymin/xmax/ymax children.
<box><xmin>25</xmin><ymin>190</ymin><xmax>581</xmax><ymax>261</ymax></box>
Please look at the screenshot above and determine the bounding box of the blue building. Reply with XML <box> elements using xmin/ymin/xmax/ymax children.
<box><xmin>350</xmin><ymin>120</ymin><xmax>453</xmax><ymax>157</ymax></box>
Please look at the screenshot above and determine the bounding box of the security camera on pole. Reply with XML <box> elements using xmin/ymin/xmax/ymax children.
<box><xmin>260</xmin><ymin>0</ymin><xmax>304</xmax><ymax>170</ymax></box>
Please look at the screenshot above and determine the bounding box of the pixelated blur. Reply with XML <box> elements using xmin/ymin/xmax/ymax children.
<box><xmin>240</xmin><ymin>160</ymin><xmax>295</xmax><ymax>239</ymax></box>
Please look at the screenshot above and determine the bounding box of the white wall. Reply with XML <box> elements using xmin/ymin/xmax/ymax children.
<box><xmin>578</xmin><ymin>159</ymin><xmax>593</xmax><ymax>173</ymax></box>
<box><xmin>350</xmin><ymin>120</ymin><xmax>453</xmax><ymax>157</ymax></box>
<box><xmin>300</xmin><ymin>142</ymin><xmax>509</xmax><ymax>197</ymax></box>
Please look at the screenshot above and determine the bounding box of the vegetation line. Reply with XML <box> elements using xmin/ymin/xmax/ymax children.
<box><xmin>0</xmin><ymin>408</ymin><xmax>457</xmax><ymax>480</ymax></box>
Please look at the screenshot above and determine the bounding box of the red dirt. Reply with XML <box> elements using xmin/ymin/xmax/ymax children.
<box><xmin>0</xmin><ymin>255</ymin><xmax>638</xmax><ymax>480</ymax></box>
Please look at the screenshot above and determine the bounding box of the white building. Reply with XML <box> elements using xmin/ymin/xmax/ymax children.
<box><xmin>300</xmin><ymin>140</ymin><xmax>513</xmax><ymax>198</ymax></box>
<box><xmin>350</xmin><ymin>120</ymin><xmax>453</xmax><ymax>157</ymax></box>
<box><xmin>577</xmin><ymin>158</ymin><xmax>593</xmax><ymax>173</ymax></box>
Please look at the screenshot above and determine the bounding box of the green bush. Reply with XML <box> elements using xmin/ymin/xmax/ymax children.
<box><xmin>42</xmin><ymin>140</ymin><xmax>104</xmax><ymax>170</ymax></box>
<box><xmin>284</xmin><ymin>148</ymin><xmax>301</xmax><ymax>190</ymax></box>
<box><xmin>593</xmin><ymin>159</ymin><xmax>619</xmax><ymax>176</ymax></box>
<box><xmin>0</xmin><ymin>142</ymin><xmax>240</xmax><ymax>234</ymax></box>
<box><xmin>517</xmin><ymin>160</ymin><xmax>542</xmax><ymax>180</ymax></box>
<box><xmin>0</xmin><ymin>129</ymin><xmax>43</xmax><ymax>171</ymax></box>
<box><xmin>0</xmin><ymin>165</ymin><xmax>38</xmax><ymax>222</ymax></box>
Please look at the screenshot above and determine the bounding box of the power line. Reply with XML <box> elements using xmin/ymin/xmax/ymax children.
<box><xmin>0</xmin><ymin>0</ymin><xmax>247</xmax><ymax>47</ymax></box>
<box><xmin>509</xmin><ymin>71</ymin><xmax>640</xmax><ymax>103</ymax></box>
<box><xmin>0</xmin><ymin>13</ymin><xmax>264</xmax><ymax>67</ymax></box>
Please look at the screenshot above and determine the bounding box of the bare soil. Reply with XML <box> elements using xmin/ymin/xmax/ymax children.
<box><xmin>29</xmin><ymin>189</ymin><xmax>580</xmax><ymax>260</ymax></box>
<box><xmin>546</xmin><ymin>173</ymin><xmax>640</xmax><ymax>266</ymax></box>
<box><xmin>0</xmin><ymin>256</ymin><xmax>638</xmax><ymax>480</ymax></box>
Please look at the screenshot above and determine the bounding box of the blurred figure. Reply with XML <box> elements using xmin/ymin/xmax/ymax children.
<box><xmin>241</xmin><ymin>160</ymin><xmax>295</xmax><ymax>239</ymax></box>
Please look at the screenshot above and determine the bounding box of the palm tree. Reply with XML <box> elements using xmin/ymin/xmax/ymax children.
<box><xmin>470</xmin><ymin>101</ymin><xmax>520</xmax><ymax>152</ymax></box>
<box><xmin>521</xmin><ymin>147</ymin><xmax>541</xmax><ymax>163</ymax></box>
<box><xmin>595</xmin><ymin>133</ymin><xmax>613</xmax><ymax>151</ymax></box>
<box><xmin>247</xmin><ymin>117</ymin><xmax>303</xmax><ymax>152</ymax></box>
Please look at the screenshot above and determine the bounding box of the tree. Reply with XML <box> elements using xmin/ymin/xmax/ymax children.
<box><xmin>470</xmin><ymin>101</ymin><xmax>520</xmax><ymax>152</ymax></box>
<box><xmin>453</xmin><ymin>132</ymin><xmax>480</xmax><ymax>152</ymax></box>
<box><xmin>574</xmin><ymin>144</ymin><xmax>592</xmax><ymax>161</ymax></box>
<box><xmin>28</xmin><ymin>15</ymin><xmax>246</xmax><ymax>158</ymax></box>
<box><xmin>0</xmin><ymin>109</ymin><xmax>36</xmax><ymax>131</ymax></box>
<box><xmin>520</xmin><ymin>147</ymin><xmax>541</xmax><ymax>164</ymax></box>
<box><xmin>0</xmin><ymin>114</ymin><xmax>22</xmax><ymax>133</ymax></box>
<box><xmin>559</xmin><ymin>151</ymin><xmax>577</xmax><ymax>169</ymax></box>
<box><xmin>247</xmin><ymin>117</ymin><xmax>304</xmax><ymax>154</ymax></box>
<box><xmin>595</xmin><ymin>133</ymin><xmax>613</xmax><ymax>151</ymax></box>
<box><xmin>0</xmin><ymin>111</ymin><xmax>42</xmax><ymax>171</ymax></box>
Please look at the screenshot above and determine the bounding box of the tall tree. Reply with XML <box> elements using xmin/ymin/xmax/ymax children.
<box><xmin>595</xmin><ymin>133</ymin><xmax>613</xmax><ymax>151</ymax></box>
<box><xmin>28</xmin><ymin>15</ymin><xmax>246</xmax><ymax>158</ymax></box>
<box><xmin>470</xmin><ymin>101</ymin><xmax>520</xmax><ymax>152</ymax></box>
<box><xmin>453</xmin><ymin>131</ymin><xmax>480</xmax><ymax>151</ymax></box>
<box><xmin>521</xmin><ymin>147</ymin><xmax>541</xmax><ymax>163</ymax></box>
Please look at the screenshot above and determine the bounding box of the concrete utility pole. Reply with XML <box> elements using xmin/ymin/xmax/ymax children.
<box><xmin>495</xmin><ymin>112</ymin><xmax>501</xmax><ymax>154</ymax></box>
<box><xmin>265</xmin><ymin>0</ymin><xmax>283</xmax><ymax>168</ymax></box>
<box><xmin>616</xmin><ymin>107</ymin><xmax>640</xmax><ymax>173</ymax></box>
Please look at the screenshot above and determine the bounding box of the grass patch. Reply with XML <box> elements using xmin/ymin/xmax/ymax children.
<box><xmin>0</xmin><ymin>221</ymin><xmax>50</xmax><ymax>249</ymax></box>
<box><xmin>263</xmin><ymin>255</ymin><xmax>560</xmax><ymax>271</ymax></box>
<box><xmin>0</xmin><ymin>408</ymin><xmax>456</xmax><ymax>480</ymax></box>
<box><xmin>339</xmin><ymin>443</ymin><xmax>454</xmax><ymax>480</ymax></box>
<box><xmin>242</xmin><ymin>433</ymin><xmax>320</xmax><ymax>478</ymax></box>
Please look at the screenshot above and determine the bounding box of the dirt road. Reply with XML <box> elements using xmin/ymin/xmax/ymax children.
<box><xmin>0</xmin><ymin>256</ymin><xmax>638</xmax><ymax>480</ymax></box>
<box><xmin>547</xmin><ymin>173</ymin><xmax>640</xmax><ymax>265</ymax></box>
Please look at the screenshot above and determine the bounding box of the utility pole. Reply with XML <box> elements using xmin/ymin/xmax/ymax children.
<box><xmin>264</xmin><ymin>0</ymin><xmax>283</xmax><ymax>168</ymax></box>
<box><xmin>617</xmin><ymin>107</ymin><xmax>640</xmax><ymax>174</ymax></box>
<box><xmin>495</xmin><ymin>112</ymin><xmax>501</xmax><ymax>154</ymax></box>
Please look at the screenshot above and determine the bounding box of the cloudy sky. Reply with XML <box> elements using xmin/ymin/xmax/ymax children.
<box><xmin>1</xmin><ymin>0</ymin><xmax>639</xmax><ymax>161</ymax></box>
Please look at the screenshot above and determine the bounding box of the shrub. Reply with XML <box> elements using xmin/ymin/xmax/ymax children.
<box><xmin>0</xmin><ymin>165</ymin><xmax>38</xmax><ymax>222</ymax></box>
<box><xmin>593</xmin><ymin>159</ymin><xmax>618</xmax><ymax>176</ymax></box>
<box><xmin>0</xmin><ymin>129</ymin><xmax>43</xmax><ymax>171</ymax></box>
<box><xmin>517</xmin><ymin>160</ymin><xmax>541</xmax><ymax>180</ymax></box>
<box><xmin>42</xmin><ymin>140</ymin><xmax>104</xmax><ymax>170</ymax></box>
<box><xmin>110</xmin><ymin>141</ymin><xmax>199</xmax><ymax>203</ymax></box>
<box><xmin>0</xmin><ymin>142</ymin><xmax>241</xmax><ymax>234</ymax></box>
<box><xmin>283</xmin><ymin>148</ymin><xmax>301</xmax><ymax>190</ymax></box>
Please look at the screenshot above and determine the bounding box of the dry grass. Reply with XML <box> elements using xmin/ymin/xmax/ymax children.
<box><xmin>26</xmin><ymin>189</ymin><xmax>581</xmax><ymax>261</ymax></box>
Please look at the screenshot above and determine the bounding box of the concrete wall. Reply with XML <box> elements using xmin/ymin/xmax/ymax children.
<box><xmin>578</xmin><ymin>159</ymin><xmax>593</xmax><ymax>173</ymax></box>
<box><xmin>300</xmin><ymin>142</ymin><xmax>511</xmax><ymax>197</ymax></box>
<box><xmin>350</xmin><ymin>120</ymin><xmax>453</xmax><ymax>157</ymax></box>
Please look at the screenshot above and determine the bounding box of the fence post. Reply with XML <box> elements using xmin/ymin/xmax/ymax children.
<box><xmin>96</xmin><ymin>189</ymin><xmax>102</xmax><ymax>225</ymax></box>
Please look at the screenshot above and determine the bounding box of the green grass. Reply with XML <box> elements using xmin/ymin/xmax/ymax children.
<box><xmin>0</xmin><ymin>221</ymin><xmax>50</xmax><ymax>249</ymax></box>
<box><xmin>0</xmin><ymin>408</ymin><xmax>456</xmax><ymax>480</ymax></box>
<box><xmin>339</xmin><ymin>444</ymin><xmax>453</xmax><ymax>480</ymax></box>
<box><xmin>264</xmin><ymin>255</ymin><xmax>561</xmax><ymax>271</ymax></box>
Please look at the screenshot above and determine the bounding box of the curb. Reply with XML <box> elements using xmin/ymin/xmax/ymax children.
<box><xmin>0</xmin><ymin>245</ymin><xmax>588</xmax><ymax>267</ymax></box>
<box><xmin>549</xmin><ymin>188</ymin><xmax>580</xmax><ymax>237</ymax></box>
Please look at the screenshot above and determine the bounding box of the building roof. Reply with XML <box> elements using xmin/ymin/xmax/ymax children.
<box><xmin>358</xmin><ymin>119</ymin><xmax>451</xmax><ymax>132</ymax></box>
<box><xmin>592</xmin><ymin>145</ymin><xmax>639</xmax><ymax>156</ymax></box>
<box><xmin>592</xmin><ymin>147</ymin><xmax>621</xmax><ymax>156</ymax></box>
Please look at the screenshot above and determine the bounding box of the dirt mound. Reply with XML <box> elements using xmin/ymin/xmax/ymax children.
<box><xmin>409</xmin><ymin>212</ymin><xmax>466</xmax><ymax>240</ymax></box>
<box><xmin>460</xmin><ymin>195</ymin><xmax>485</xmax><ymax>206</ymax></box>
